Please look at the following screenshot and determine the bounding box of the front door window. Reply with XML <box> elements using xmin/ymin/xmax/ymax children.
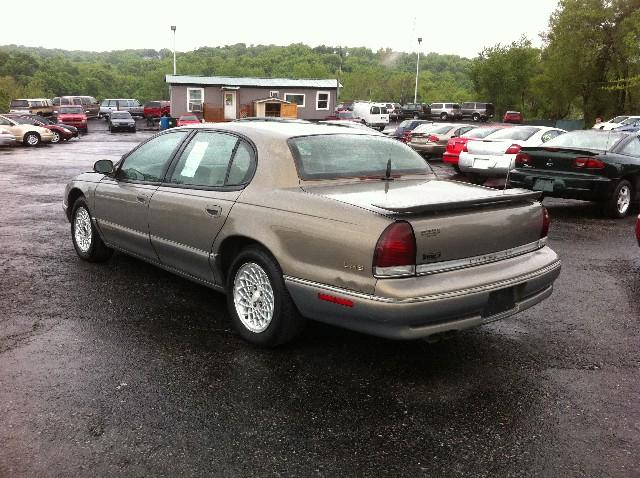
<box><xmin>118</xmin><ymin>131</ymin><xmax>188</xmax><ymax>182</ymax></box>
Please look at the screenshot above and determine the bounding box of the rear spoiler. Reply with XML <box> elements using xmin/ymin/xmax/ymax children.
<box><xmin>372</xmin><ymin>189</ymin><xmax>542</xmax><ymax>214</ymax></box>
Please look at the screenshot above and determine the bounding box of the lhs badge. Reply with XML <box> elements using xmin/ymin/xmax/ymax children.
<box><xmin>546</xmin><ymin>159</ymin><xmax>554</xmax><ymax>167</ymax></box>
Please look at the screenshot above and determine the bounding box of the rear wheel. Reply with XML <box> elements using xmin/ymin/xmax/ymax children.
<box><xmin>472</xmin><ymin>113</ymin><xmax>480</xmax><ymax>122</ymax></box>
<box><xmin>604</xmin><ymin>179</ymin><xmax>632</xmax><ymax>218</ymax></box>
<box><xmin>71</xmin><ymin>198</ymin><xmax>113</xmax><ymax>262</ymax></box>
<box><xmin>23</xmin><ymin>132</ymin><xmax>40</xmax><ymax>146</ymax></box>
<box><xmin>227</xmin><ymin>246</ymin><xmax>305</xmax><ymax>346</ymax></box>
<box><xmin>440</xmin><ymin>112</ymin><xmax>448</xmax><ymax>121</ymax></box>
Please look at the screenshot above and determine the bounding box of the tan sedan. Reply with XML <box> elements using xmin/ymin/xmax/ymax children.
<box><xmin>63</xmin><ymin>122</ymin><xmax>560</xmax><ymax>346</ymax></box>
<box><xmin>0</xmin><ymin>114</ymin><xmax>54</xmax><ymax>146</ymax></box>
<box><xmin>408</xmin><ymin>123</ymin><xmax>474</xmax><ymax>158</ymax></box>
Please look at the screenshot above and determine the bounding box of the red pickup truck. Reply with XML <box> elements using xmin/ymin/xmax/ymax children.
<box><xmin>143</xmin><ymin>101</ymin><xmax>170</xmax><ymax>119</ymax></box>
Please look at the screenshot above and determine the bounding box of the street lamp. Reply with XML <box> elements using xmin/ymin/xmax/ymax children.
<box><xmin>171</xmin><ymin>25</ymin><xmax>177</xmax><ymax>75</ymax></box>
<box><xmin>414</xmin><ymin>37</ymin><xmax>422</xmax><ymax>103</ymax></box>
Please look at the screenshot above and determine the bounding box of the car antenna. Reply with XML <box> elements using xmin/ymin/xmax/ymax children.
<box><xmin>384</xmin><ymin>158</ymin><xmax>393</xmax><ymax>181</ymax></box>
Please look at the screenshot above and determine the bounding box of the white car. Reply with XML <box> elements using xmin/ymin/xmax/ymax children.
<box><xmin>458</xmin><ymin>126</ymin><xmax>566</xmax><ymax>183</ymax></box>
<box><xmin>0</xmin><ymin>128</ymin><xmax>16</xmax><ymax>146</ymax></box>
<box><xmin>592</xmin><ymin>115</ymin><xmax>639</xmax><ymax>131</ymax></box>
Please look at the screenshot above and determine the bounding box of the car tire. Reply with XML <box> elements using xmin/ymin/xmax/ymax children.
<box><xmin>226</xmin><ymin>246</ymin><xmax>305</xmax><ymax>347</ymax></box>
<box><xmin>603</xmin><ymin>179</ymin><xmax>633</xmax><ymax>218</ymax></box>
<box><xmin>472</xmin><ymin>113</ymin><xmax>480</xmax><ymax>122</ymax></box>
<box><xmin>440</xmin><ymin>113</ymin><xmax>448</xmax><ymax>121</ymax></box>
<box><xmin>23</xmin><ymin>132</ymin><xmax>40</xmax><ymax>147</ymax></box>
<box><xmin>51</xmin><ymin>131</ymin><xmax>61</xmax><ymax>144</ymax></box>
<box><xmin>71</xmin><ymin>198</ymin><xmax>113</xmax><ymax>262</ymax></box>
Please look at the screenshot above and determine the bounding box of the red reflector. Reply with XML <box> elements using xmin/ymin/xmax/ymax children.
<box><xmin>318</xmin><ymin>293</ymin><xmax>354</xmax><ymax>308</ymax></box>
<box><xmin>462</xmin><ymin>143</ymin><xmax>468</xmax><ymax>152</ymax></box>
<box><xmin>505</xmin><ymin>144</ymin><xmax>521</xmax><ymax>154</ymax></box>
<box><xmin>541</xmin><ymin>207</ymin><xmax>550</xmax><ymax>238</ymax></box>
<box><xmin>373</xmin><ymin>221</ymin><xmax>416</xmax><ymax>268</ymax></box>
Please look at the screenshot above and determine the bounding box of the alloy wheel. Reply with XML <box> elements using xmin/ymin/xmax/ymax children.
<box><xmin>617</xmin><ymin>185</ymin><xmax>631</xmax><ymax>215</ymax></box>
<box><xmin>74</xmin><ymin>207</ymin><xmax>93</xmax><ymax>253</ymax></box>
<box><xmin>233</xmin><ymin>262</ymin><xmax>275</xmax><ymax>333</ymax></box>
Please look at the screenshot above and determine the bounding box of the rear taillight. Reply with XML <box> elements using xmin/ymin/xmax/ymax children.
<box><xmin>515</xmin><ymin>152</ymin><xmax>532</xmax><ymax>166</ymax></box>
<box><xmin>635</xmin><ymin>215</ymin><xmax>640</xmax><ymax>245</ymax></box>
<box><xmin>403</xmin><ymin>132</ymin><xmax>412</xmax><ymax>143</ymax></box>
<box><xmin>540</xmin><ymin>207</ymin><xmax>550</xmax><ymax>238</ymax></box>
<box><xmin>373</xmin><ymin>221</ymin><xmax>416</xmax><ymax>277</ymax></box>
<box><xmin>462</xmin><ymin>143</ymin><xmax>468</xmax><ymax>152</ymax></box>
<box><xmin>427</xmin><ymin>134</ymin><xmax>439</xmax><ymax>142</ymax></box>
<box><xmin>573</xmin><ymin>157</ymin><xmax>605</xmax><ymax>169</ymax></box>
<box><xmin>505</xmin><ymin>144</ymin><xmax>521</xmax><ymax>155</ymax></box>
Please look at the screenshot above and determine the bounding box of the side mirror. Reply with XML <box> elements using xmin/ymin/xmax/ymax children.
<box><xmin>94</xmin><ymin>159</ymin><xmax>114</xmax><ymax>175</ymax></box>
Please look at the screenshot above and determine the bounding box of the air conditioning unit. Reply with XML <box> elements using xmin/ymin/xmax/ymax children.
<box><xmin>189</xmin><ymin>102</ymin><xmax>202</xmax><ymax>112</ymax></box>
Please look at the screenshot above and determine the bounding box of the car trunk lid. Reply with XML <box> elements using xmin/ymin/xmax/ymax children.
<box><xmin>519</xmin><ymin>147</ymin><xmax>604</xmax><ymax>173</ymax></box>
<box><xmin>301</xmin><ymin>179</ymin><xmax>544</xmax><ymax>266</ymax></box>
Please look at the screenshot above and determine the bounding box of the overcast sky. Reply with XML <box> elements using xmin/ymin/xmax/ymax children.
<box><xmin>1</xmin><ymin>0</ymin><xmax>560</xmax><ymax>58</ymax></box>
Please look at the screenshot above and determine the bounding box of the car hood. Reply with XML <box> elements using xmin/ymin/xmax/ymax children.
<box><xmin>301</xmin><ymin>178</ymin><xmax>540</xmax><ymax>214</ymax></box>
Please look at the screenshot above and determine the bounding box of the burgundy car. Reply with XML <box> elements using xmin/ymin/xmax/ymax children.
<box><xmin>57</xmin><ymin>106</ymin><xmax>88</xmax><ymax>132</ymax></box>
<box><xmin>143</xmin><ymin>100</ymin><xmax>170</xmax><ymax>119</ymax></box>
<box><xmin>8</xmin><ymin>114</ymin><xmax>76</xmax><ymax>143</ymax></box>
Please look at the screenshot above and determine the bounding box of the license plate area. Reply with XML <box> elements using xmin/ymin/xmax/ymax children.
<box><xmin>473</xmin><ymin>158</ymin><xmax>490</xmax><ymax>169</ymax></box>
<box><xmin>482</xmin><ymin>286</ymin><xmax>516</xmax><ymax>318</ymax></box>
<box><xmin>533</xmin><ymin>178</ymin><xmax>554</xmax><ymax>192</ymax></box>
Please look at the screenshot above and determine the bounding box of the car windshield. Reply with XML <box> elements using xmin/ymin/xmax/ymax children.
<box><xmin>486</xmin><ymin>126</ymin><xmax>539</xmax><ymax>141</ymax></box>
<box><xmin>289</xmin><ymin>134</ymin><xmax>430</xmax><ymax>180</ymax></box>
<box><xmin>543</xmin><ymin>130</ymin><xmax>626</xmax><ymax>151</ymax></box>
<box><xmin>111</xmin><ymin>112</ymin><xmax>131</xmax><ymax>119</ymax></box>
<box><xmin>60</xmin><ymin>107</ymin><xmax>84</xmax><ymax>114</ymax></box>
<box><xmin>463</xmin><ymin>126</ymin><xmax>507</xmax><ymax>139</ymax></box>
<box><xmin>180</xmin><ymin>115</ymin><xmax>198</xmax><ymax>121</ymax></box>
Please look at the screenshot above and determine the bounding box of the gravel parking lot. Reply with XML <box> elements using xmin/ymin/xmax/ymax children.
<box><xmin>1</xmin><ymin>119</ymin><xmax>639</xmax><ymax>477</ymax></box>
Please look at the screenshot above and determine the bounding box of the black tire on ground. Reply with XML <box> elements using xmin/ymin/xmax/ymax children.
<box><xmin>70</xmin><ymin>197</ymin><xmax>113</xmax><ymax>262</ymax></box>
<box><xmin>226</xmin><ymin>246</ymin><xmax>305</xmax><ymax>347</ymax></box>
<box><xmin>23</xmin><ymin>132</ymin><xmax>40</xmax><ymax>146</ymax></box>
<box><xmin>472</xmin><ymin>113</ymin><xmax>480</xmax><ymax>122</ymax></box>
<box><xmin>440</xmin><ymin>112</ymin><xmax>448</xmax><ymax>121</ymax></box>
<box><xmin>603</xmin><ymin>179</ymin><xmax>633</xmax><ymax>218</ymax></box>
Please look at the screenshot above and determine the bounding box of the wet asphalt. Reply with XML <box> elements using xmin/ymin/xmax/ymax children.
<box><xmin>0</xmin><ymin>119</ymin><xmax>639</xmax><ymax>477</ymax></box>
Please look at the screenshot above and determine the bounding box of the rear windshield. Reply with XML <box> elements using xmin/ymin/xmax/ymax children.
<box><xmin>111</xmin><ymin>112</ymin><xmax>131</xmax><ymax>119</ymax></box>
<box><xmin>180</xmin><ymin>115</ymin><xmax>198</xmax><ymax>121</ymax></box>
<box><xmin>289</xmin><ymin>134</ymin><xmax>430</xmax><ymax>180</ymax></box>
<box><xmin>486</xmin><ymin>126</ymin><xmax>539</xmax><ymax>141</ymax></box>
<box><xmin>337</xmin><ymin>111</ymin><xmax>354</xmax><ymax>119</ymax></box>
<box><xmin>543</xmin><ymin>130</ymin><xmax>626</xmax><ymax>151</ymax></box>
<box><xmin>60</xmin><ymin>107</ymin><xmax>84</xmax><ymax>114</ymax></box>
<box><xmin>146</xmin><ymin>101</ymin><xmax>161</xmax><ymax>108</ymax></box>
<box><xmin>10</xmin><ymin>100</ymin><xmax>29</xmax><ymax>107</ymax></box>
<box><xmin>463</xmin><ymin>126</ymin><xmax>507</xmax><ymax>139</ymax></box>
<box><xmin>413</xmin><ymin>123</ymin><xmax>445</xmax><ymax>134</ymax></box>
<box><xmin>620</xmin><ymin>117</ymin><xmax>640</xmax><ymax>126</ymax></box>
<box><xmin>609</xmin><ymin>116</ymin><xmax>628</xmax><ymax>123</ymax></box>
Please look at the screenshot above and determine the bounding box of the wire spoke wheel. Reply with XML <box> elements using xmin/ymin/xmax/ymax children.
<box><xmin>73</xmin><ymin>207</ymin><xmax>93</xmax><ymax>253</ymax></box>
<box><xmin>233</xmin><ymin>262</ymin><xmax>275</xmax><ymax>333</ymax></box>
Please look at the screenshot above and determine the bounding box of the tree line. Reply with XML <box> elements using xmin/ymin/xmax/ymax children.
<box><xmin>0</xmin><ymin>0</ymin><xmax>638</xmax><ymax>123</ymax></box>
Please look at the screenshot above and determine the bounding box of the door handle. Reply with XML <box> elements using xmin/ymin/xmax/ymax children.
<box><xmin>205</xmin><ymin>205</ymin><xmax>222</xmax><ymax>217</ymax></box>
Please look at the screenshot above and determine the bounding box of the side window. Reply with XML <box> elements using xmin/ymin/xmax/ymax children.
<box><xmin>118</xmin><ymin>131</ymin><xmax>188</xmax><ymax>182</ymax></box>
<box><xmin>0</xmin><ymin>117</ymin><xmax>12</xmax><ymax>126</ymax></box>
<box><xmin>541</xmin><ymin>130</ymin><xmax>562</xmax><ymax>143</ymax></box>
<box><xmin>620</xmin><ymin>137</ymin><xmax>640</xmax><ymax>157</ymax></box>
<box><xmin>227</xmin><ymin>141</ymin><xmax>255</xmax><ymax>186</ymax></box>
<box><xmin>370</xmin><ymin>106</ymin><xmax>380</xmax><ymax>115</ymax></box>
<box><xmin>169</xmin><ymin>131</ymin><xmax>238</xmax><ymax>187</ymax></box>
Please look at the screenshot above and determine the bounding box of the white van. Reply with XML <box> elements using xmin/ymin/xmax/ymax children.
<box><xmin>352</xmin><ymin>102</ymin><xmax>389</xmax><ymax>130</ymax></box>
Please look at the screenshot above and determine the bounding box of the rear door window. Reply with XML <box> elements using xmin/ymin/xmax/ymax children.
<box><xmin>620</xmin><ymin>137</ymin><xmax>640</xmax><ymax>157</ymax></box>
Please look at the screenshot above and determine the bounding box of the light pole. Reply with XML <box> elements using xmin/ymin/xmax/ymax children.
<box><xmin>414</xmin><ymin>37</ymin><xmax>422</xmax><ymax>103</ymax></box>
<box><xmin>171</xmin><ymin>25</ymin><xmax>177</xmax><ymax>75</ymax></box>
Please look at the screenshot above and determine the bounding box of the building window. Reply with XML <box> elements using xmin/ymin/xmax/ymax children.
<box><xmin>316</xmin><ymin>91</ymin><xmax>330</xmax><ymax>110</ymax></box>
<box><xmin>187</xmin><ymin>88</ymin><xmax>204</xmax><ymax>112</ymax></box>
<box><xmin>269</xmin><ymin>91</ymin><xmax>279</xmax><ymax>98</ymax></box>
<box><xmin>284</xmin><ymin>93</ymin><xmax>305</xmax><ymax>108</ymax></box>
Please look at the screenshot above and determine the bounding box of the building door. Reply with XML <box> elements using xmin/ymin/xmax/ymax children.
<box><xmin>224</xmin><ymin>91</ymin><xmax>236</xmax><ymax>120</ymax></box>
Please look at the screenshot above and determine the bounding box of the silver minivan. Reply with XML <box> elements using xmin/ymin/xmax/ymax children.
<box><xmin>429</xmin><ymin>102</ymin><xmax>462</xmax><ymax>121</ymax></box>
<box><xmin>99</xmin><ymin>99</ymin><xmax>144</xmax><ymax>119</ymax></box>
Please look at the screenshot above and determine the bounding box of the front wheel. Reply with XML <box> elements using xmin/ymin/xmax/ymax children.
<box><xmin>23</xmin><ymin>132</ymin><xmax>40</xmax><ymax>146</ymax></box>
<box><xmin>603</xmin><ymin>179</ymin><xmax>633</xmax><ymax>218</ymax></box>
<box><xmin>51</xmin><ymin>131</ymin><xmax>61</xmax><ymax>144</ymax></box>
<box><xmin>71</xmin><ymin>198</ymin><xmax>113</xmax><ymax>262</ymax></box>
<box><xmin>227</xmin><ymin>246</ymin><xmax>305</xmax><ymax>346</ymax></box>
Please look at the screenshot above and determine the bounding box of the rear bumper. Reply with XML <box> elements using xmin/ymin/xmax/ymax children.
<box><xmin>409</xmin><ymin>142</ymin><xmax>445</xmax><ymax>155</ymax></box>
<box><xmin>442</xmin><ymin>153</ymin><xmax>459</xmax><ymax>165</ymax></box>
<box><xmin>285</xmin><ymin>246</ymin><xmax>561</xmax><ymax>340</ymax></box>
<box><xmin>509</xmin><ymin>170</ymin><xmax>614</xmax><ymax>201</ymax></box>
<box><xmin>459</xmin><ymin>153</ymin><xmax>515</xmax><ymax>177</ymax></box>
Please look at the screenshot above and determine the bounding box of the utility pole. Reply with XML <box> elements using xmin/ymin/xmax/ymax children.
<box><xmin>171</xmin><ymin>26</ymin><xmax>177</xmax><ymax>75</ymax></box>
<box><xmin>414</xmin><ymin>37</ymin><xmax>422</xmax><ymax>103</ymax></box>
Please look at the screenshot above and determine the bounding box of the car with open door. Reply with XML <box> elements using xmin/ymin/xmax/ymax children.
<box><xmin>509</xmin><ymin>130</ymin><xmax>640</xmax><ymax>218</ymax></box>
<box><xmin>64</xmin><ymin>122</ymin><xmax>561</xmax><ymax>346</ymax></box>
